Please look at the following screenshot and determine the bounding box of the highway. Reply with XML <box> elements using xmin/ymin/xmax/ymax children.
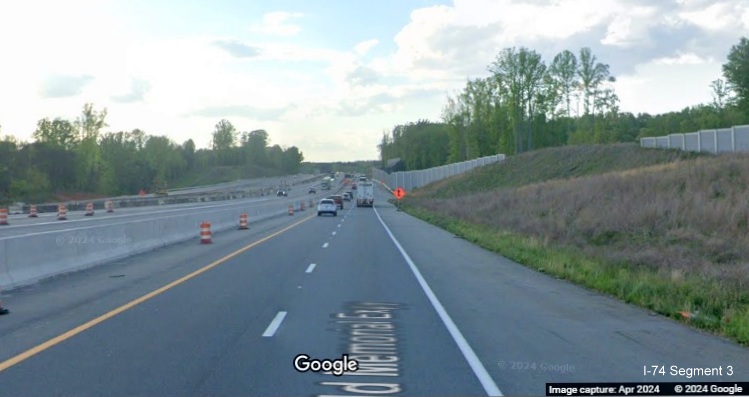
<box><xmin>0</xmin><ymin>180</ymin><xmax>325</xmax><ymax>237</ymax></box>
<box><xmin>0</xmin><ymin>185</ymin><xmax>747</xmax><ymax>396</ymax></box>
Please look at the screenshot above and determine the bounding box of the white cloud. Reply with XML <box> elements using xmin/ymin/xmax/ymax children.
<box><xmin>354</xmin><ymin>39</ymin><xmax>379</xmax><ymax>56</ymax></box>
<box><xmin>601</xmin><ymin>6</ymin><xmax>658</xmax><ymax>47</ymax></box>
<box><xmin>679</xmin><ymin>2</ymin><xmax>740</xmax><ymax>31</ymax></box>
<box><xmin>614</xmin><ymin>58</ymin><xmax>723</xmax><ymax>115</ymax></box>
<box><xmin>251</xmin><ymin>11</ymin><xmax>303</xmax><ymax>37</ymax></box>
<box><xmin>653</xmin><ymin>52</ymin><xmax>707</xmax><ymax>65</ymax></box>
<box><xmin>1</xmin><ymin>0</ymin><xmax>748</xmax><ymax>161</ymax></box>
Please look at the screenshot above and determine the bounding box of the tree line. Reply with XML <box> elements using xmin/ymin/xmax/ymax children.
<box><xmin>379</xmin><ymin>38</ymin><xmax>749</xmax><ymax>170</ymax></box>
<box><xmin>0</xmin><ymin>105</ymin><xmax>304</xmax><ymax>203</ymax></box>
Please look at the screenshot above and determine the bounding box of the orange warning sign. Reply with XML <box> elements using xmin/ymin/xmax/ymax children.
<box><xmin>393</xmin><ymin>187</ymin><xmax>406</xmax><ymax>200</ymax></box>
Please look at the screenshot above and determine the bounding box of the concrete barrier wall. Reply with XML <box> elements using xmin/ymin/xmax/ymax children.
<box><xmin>0</xmin><ymin>240</ymin><xmax>9</xmax><ymax>290</ymax></box>
<box><xmin>372</xmin><ymin>153</ymin><xmax>506</xmax><ymax>191</ymax></box>
<box><xmin>0</xmin><ymin>205</ymin><xmax>289</xmax><ymax>290</ymax></box>
<box><xmin>17</xmin><ymin>173</ymin><xmax>324</xmax><ymax>214</ymax></box>
<box><xmin>640</xmin><ymin>125</ymin><xmax>749</xmax><ymax>155</ymax></box>
<box><xmin>736</xmin><ymin>126</ymin><xmax>749</xmax><ymax>150</ymax></box>
<box><xmin>684</xmin><ymin>133</ymin><xmax>699</xmax><ymax>151</ymax></box>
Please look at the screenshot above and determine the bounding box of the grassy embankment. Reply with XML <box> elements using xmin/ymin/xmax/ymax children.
<box><xmin>399</xmin><ymin>143</ymin><xmax>749</xmax><ymax>345</ymax></box>
<box><xmin>170</xmin><ymin>164</ymin><xmax>287</xmax><ymax>189</ymax></box>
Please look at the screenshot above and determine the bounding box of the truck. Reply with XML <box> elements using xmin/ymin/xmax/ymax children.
<box><xmin>321</xmin><ymin>177</ymin><xmax>332</xmax><ymax>190</ymax></box>
<box><xmin>356</xmin><ymin>179</ymin><xmax>374</xmax><ymax>207</ymax></box>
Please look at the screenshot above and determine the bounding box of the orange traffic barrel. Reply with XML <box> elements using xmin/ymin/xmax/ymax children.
<box><xmin>58</xmin><ymin>204</ymin><xmax>67</xmax><ymax>220</ymax></box>
<box><xmin>200</xmin><ymin>221</ymin><xmax>212</xmax><ymax>244</ymax></box>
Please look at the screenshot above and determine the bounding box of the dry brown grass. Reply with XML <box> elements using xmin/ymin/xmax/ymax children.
<box><xmin>410</xmin><ymin>153</ymin><xmax>749</xmax><ymax>288</ymax></box>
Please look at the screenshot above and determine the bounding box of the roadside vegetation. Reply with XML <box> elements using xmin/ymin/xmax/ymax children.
<box><xmin>378</xmin><ymin>38</ymin><xmax>749</xmax><ymax>172</ymax></box>
<box><xmin>401</xmin><ymin>144</ymin><xmax>749</xmax><ymax>345</ymax></box>
<box><xmin>378</xmin><ymin>36</ymin><xmax>749</xmax><ymax>345</ymax></box>
<box><xmin>0</xmin><ymin>107</ymin><xmax>305</xmax><ymax>205</ymax></box>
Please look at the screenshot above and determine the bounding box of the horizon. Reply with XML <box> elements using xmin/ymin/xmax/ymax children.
<box><xmin>0</xmin><ymin>0</ymin><xmax>744</xmax><ymax>162</ymax></box>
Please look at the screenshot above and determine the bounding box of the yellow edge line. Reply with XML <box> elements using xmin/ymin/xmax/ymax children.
<box><xmin>0</xmin><ymin>214</ymin><xmax>315</xmax><ymax>373</ymax></box>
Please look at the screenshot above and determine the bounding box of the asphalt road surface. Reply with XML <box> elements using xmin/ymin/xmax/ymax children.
<box><xmin>0</xmin><ymin>186</ymin><xmax>747</xmax><ymax>396</ymax></box>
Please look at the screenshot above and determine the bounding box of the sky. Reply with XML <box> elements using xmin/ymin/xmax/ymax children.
<box><xmin>0</xmin><ymin>0</ymin><xmax>747</xmax><ymax>162</ymax></box>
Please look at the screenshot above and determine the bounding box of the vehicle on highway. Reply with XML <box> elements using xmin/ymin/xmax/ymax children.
<box><xmin>276</xmin><ymin>190</ymin><xmax>287</xmax><ymax>197</ymax></box>
<box><xmin>356</xmin><ymin>180</ymin><xmax>374</xmax><ymax>207</ymax></box>
<box><xmin>342</xmin><ymin>192</ymin><xmax>351</xmax><ymax>201</ymax></box>
<box><xmin>317</xmin><ymin>199</ymin><xmax>337</xmax><ymax>216</ymax></box>
<box><xmin>351</xmin><ymin>183</ymin><xmax>357</xmax><ymax>190</ymax></box>
<box><xmin>327</xmin><ymin>195</ymin><xmax>344</xmax><ymax>209</ymax></box>
<box><xmin>308</xmin><ymin>188</ymin><xmax>316</xmax><ymax>194</ymax></box>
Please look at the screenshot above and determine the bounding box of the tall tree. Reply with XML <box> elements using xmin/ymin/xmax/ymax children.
<box><xmin>75</xmin><ymin>103</ymin><xmax>108</xmax><ymax>141</ymax></box>
<box><xmin>282</xmin><ymin>146</ymin><xmax>304</xmax><ymax>174</ymax></box>
<box><xmin>182</xmin><ymin>139</ymin><xmax>196</xmax><ymax>170</ymax></box>
<box><xmin>518</xmin><ymin>48</ymin><xmax>547</xmax><ymax>151</ymax></box>
<box><xmin>33</xmin><ymin>117</ymin><xmax>78</xmax><ymax>150</ymax></box>
<box><xmin>68</xmin><ymin>104</ymin><xmax>108</xmax><ymax>191</ymax></box>
<box><xmin>211</xmin><ymin>119</ymin><xmax>237</xmax><ymax>150</ymax></box>
<box><xmin>0</xmin><ymin>135</ymin><xmax>18</xmax><ymax>201</ymax></box>
<box><xmin>549</xmin><ymin>50</ymin><xmax>578</xmax><ymax>130</ymax></box>
<box><xmin>488</xmin><ymin>47</ymin><xmax>547</xmax><ymax>152</ymax></box>
<box><xmin>442</xmin><ymin>93</ymin><xmax>472</xmax><ymax>161</ymax></box>
<box><xmin>211</xmin><ymin>119</ymin><xmax>237</xmax><ymax>166</ymax></box>
<box><xmin>488</xmin><ymin>47</ymin><xmax>524</xmax><ymax>153</ymax></box>
<box><xmin>577</xmin><ymin>47</ymin><xmax>611</xmax><ymax>117</ymax></box>
<box><xmin>723</xmin><ymin>37</ymin><xmax>749</xmax><ymax>111</ymax></box>
<box><xmin>244</xmin><ymin>129</ymin><xmax>269</xmax><ymax>166</ymax></box>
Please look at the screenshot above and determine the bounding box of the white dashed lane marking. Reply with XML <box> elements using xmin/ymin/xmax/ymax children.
<box><xmin>262</xmin><ymin>311</ymin><xmax>287</xmax><ymax>337</ymax></box>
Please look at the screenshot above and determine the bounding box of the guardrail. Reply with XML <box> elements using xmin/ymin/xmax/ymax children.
<box><xmin>371</xmin><ymin>154</ymin><xmax>506</xmax><ymax>191</ymax></box>
<box><xmin>640</xmin><ymin>125</ymin><xmax>749</xmax><ymax>154</ymax></box>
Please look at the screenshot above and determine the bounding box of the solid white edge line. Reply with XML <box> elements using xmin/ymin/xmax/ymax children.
<box><xmin>262</xmin><ymin>311</ymin><xmax>288</xmax><ymax>337</ymax></box>
<box><xmin>306</xmin><ymin>263</ymin><xmax>316</xmax><ymax>273</ymax></box>
<box><xmin>374</xmin><ymin>206</ymin><xmax>503</xmax><ymax>397</ymax></box>
<box><xmin>322</xmin><ymin>242</ymin><xmax>329</xmax><ymax>248</ymax></box>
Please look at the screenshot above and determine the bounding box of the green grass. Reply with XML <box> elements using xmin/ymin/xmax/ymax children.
<box><xmin>401</xmin><ymin>203</ymin><xmax>749</xmax><ymax>345</ymax></box>
<box><xmin>416</xmin><ymin>143</ymin><xmax>705</xmax><ymax>199</ymax></box>
<box><xmin>397</xmin><ymin>144</ymin><xmax>749</xmax><ymax>346</ymax></box>
<box><xmin>170</xmin><ymin>164</ymin><xmax>285</xmax><ymax>189</ymax></box>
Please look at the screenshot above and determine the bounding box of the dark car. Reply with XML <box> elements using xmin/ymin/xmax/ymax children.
<box><xmin>327</xmin><ymin>195</ymin><xmax>344</xmax><ymax>209</ymax></box>
<box><xmin>308</xmin><ymin>188</ymin><xmax>316</xmax><ymax>194</ymax></box>
<box><xmin>276</xmin><ymin>190</ymin><xmax>287</xmax><ymax>197</ymax></box>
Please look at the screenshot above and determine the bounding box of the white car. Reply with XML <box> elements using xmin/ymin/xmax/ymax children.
<box><xmin>317</xmin><ymin>199</ymin><xmax>338</xmax><ymax>216</ymax></box>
